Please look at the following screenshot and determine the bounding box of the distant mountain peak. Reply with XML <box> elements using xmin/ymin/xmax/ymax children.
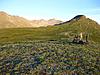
<box><xmin>0</xmin><ymin>11</ymin><xmax>62</xmax><ymax>28</ymax></box>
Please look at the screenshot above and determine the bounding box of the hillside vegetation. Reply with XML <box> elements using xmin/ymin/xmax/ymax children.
<box><xmin>0</xmin><ymin>41</ymin><xmax>100</xmax><ymax>75</ymax></box>
<box><xmin>0</xmin><ymin>15</ymin><xmax>100</xmax><ymax>43</ymax></box>
<box><xmin>0</xmin><ymin>15</ymin><xmax>100</xmax><ymax>75</ymax></box>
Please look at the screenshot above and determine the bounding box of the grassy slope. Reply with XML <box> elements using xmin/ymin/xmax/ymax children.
<box><xmin>0</xmin><ymin>18</ymin><xmax>100</xmax><ymax>43</ymax></box>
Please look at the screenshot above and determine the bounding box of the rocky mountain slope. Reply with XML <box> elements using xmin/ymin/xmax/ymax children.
<box><xmin>0</xmin><ymin>11</ymin><xmax>62</xmax><ymax>28</ymax></box>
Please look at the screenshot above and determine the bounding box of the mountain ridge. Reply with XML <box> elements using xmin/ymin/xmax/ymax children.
<box><xmin>1</xmin><ymin>11</ymin><xmax>100</xmax><ymax>28</ymax></box>
<box><xmin>0</xmin><ymin>11</ymin><xmax>62</xmax><ymax>28</ymax></box>
<box><xmin>0</xmin><ymin>12</ymin><xmax>100</xmax><ymax>43</ymax></box>
<box><xmin>55</xmin><ymin>15</ymin><xmax>99</xmax><ymax>26</ymax></box>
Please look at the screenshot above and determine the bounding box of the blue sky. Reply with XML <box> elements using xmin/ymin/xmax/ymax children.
<box><xmin>0</xmin><ymin>0</ymin><xmax>100</xmax><ymax>23</ymax></box>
